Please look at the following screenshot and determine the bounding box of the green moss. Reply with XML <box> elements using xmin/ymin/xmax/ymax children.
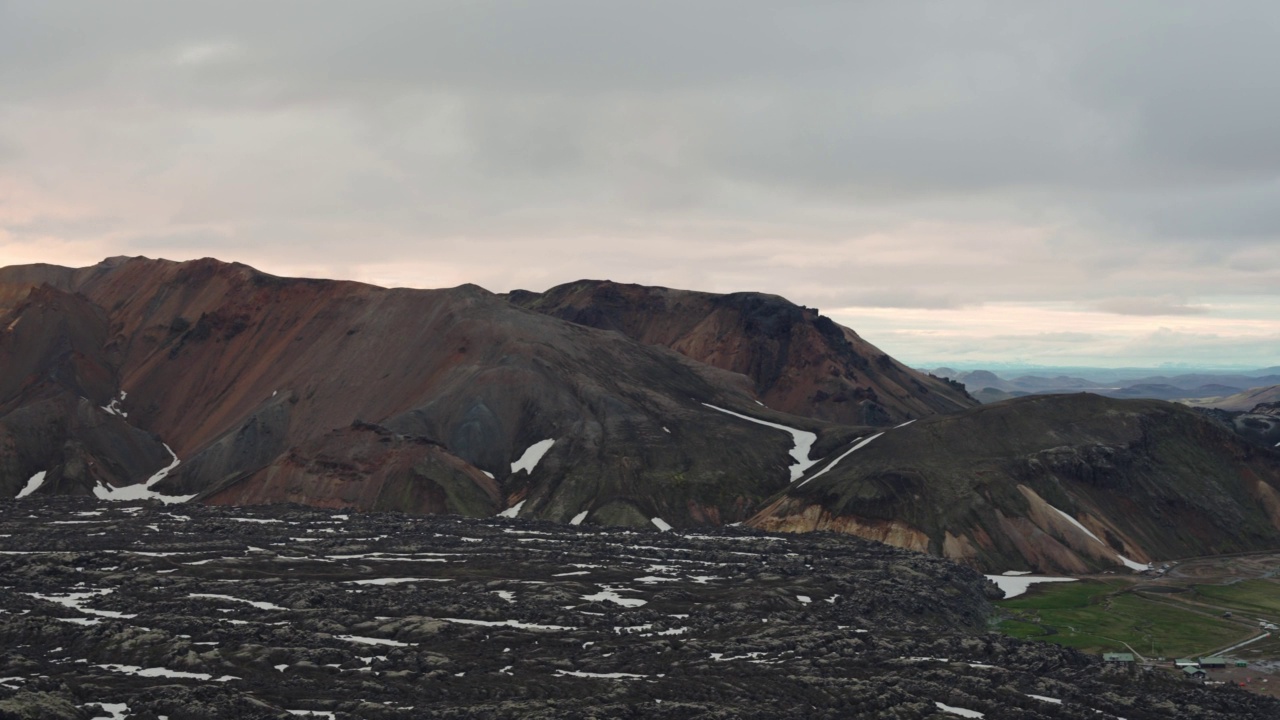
<box><xmin>996</xmin><ymin>580</ymin><xmax>1245</xmax><ymax>656</ymax></box>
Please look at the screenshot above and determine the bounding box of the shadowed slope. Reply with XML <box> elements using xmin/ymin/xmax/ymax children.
<box><xmin>507</xmin><ymin>280</ymin><xmax>976</xmax><ymax>426</ymax></box>
<box><xmin>751</xmin><ymin>393</ymin><xmax>1280</xmax><ymax>572</ymax></box>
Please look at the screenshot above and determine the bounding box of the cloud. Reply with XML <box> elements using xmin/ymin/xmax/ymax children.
<box><xmin>1093</xmin><ymin>297</ymin><xmax>1210</xmax><ymax>317</ymax></box>
<box><xmin>1</xmin><ymin>2</ymin><xmax>1278</xmax><ymax>366</ymax></box>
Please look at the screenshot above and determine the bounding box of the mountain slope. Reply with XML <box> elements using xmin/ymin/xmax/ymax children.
<box><xmin>507</xmin><ymin>280</ymin><xmax>975</xmax><ymax>426</ymax></box>
<box><xmin>0</xmin><ymin>257</ymin><xmax>842</xmax><ymax>525</ymax></box>
<box><xmin>749</xmin><ymin>393</ymin><xmax>1280</xmax><ymax>573</ymax></box>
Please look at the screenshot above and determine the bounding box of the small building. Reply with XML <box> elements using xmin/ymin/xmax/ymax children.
<box><xmin>1200</xmin><ymin>656</ymin><xmax>1227</xmax><ymax>668</ymax></box>
<box><xmin>1102</xmin><ymin>652</ymin><xmax>1135</xmax><ymax>665</ymax></box>
<box><xmin>1183</xmin><ymin>666</ymin><xmax>1207</xmax><ymax>680</ymax></box>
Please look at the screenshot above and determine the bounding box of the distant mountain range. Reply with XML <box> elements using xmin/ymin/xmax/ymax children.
<box><xmin>3</xmin><ymin>256</ymin><xmax>1280</xmax><ymax>574</ymax></box>
<box><xmin>932</xmin><ymin>367</ymin><xmax>1280</xmax><ymax>404</ymax></box>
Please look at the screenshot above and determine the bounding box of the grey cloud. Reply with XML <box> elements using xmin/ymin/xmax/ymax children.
<box><xmin>2</xmin><ymin>1</ymin><xmax>1279</xmax><ymax>366</ymax></box>
<box><xmin>1093</xmin><ymin>297</ymin><xmax>1210</xmax><ymax>317</ymax></box>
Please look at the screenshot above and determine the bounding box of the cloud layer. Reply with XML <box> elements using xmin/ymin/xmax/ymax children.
<box><xmin>2</xmin><ymin>2</ymin><xmax>1278</xmax><ymax>366</ymax></box>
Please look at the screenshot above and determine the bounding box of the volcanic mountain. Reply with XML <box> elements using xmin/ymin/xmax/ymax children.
<box><xmin>507</xmin><ymin>279</ymin><xmax>975</xmax><ymax>426</ymax></box>
<box><xmin>3</xmin><ymin>256</ymin><xmax>1280</xmax><ymax>574</ymax></box>
<box><xmin>0</xmin><ymin>257</ymin><xmax>860</xmax><ymax>526</ymax></box>
<box><xmin>749</xmin><ymin>393</ymin><xmax>1280</xmax><ymax>573</ymax></box>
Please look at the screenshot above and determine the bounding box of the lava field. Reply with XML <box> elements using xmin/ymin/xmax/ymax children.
<box><xmin>1</xmin><ymin>498</ymin><xmax>1276</xmax><ymax>719</ymax></box>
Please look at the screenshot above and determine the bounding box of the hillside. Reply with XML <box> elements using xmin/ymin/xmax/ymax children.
<box><xmin>3</xmin><ymin>257</ymin><xmax>1280</xmax><ymax>575</ymax></box>
<box><xmin>749</xmin><ymin>393</ymin><xmax>1280</xmax><ymax>573</ymax></box>
<box><xmin>0</xmin><ymin>257</ymin><xmax>846</xmax><ymax>526</ymax></box>
<box><xmin>508</xmin><ymin>280</ymin><xmax>976</xmax><ymax>426</ymax></box>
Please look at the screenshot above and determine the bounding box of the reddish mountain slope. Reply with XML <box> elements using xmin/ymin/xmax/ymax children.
<box><xmin>0</xmin><ymin>257</ymin><xmax>833</xmax><ymax>524</ymax></box>
<box><xmin>507</xmin><ymin>280</ymin><xmax>975</xmax><ymax>426</ymax></box>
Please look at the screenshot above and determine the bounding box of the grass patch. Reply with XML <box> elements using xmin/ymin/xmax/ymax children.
<box><xmin>1192</xmin><ymin>579</ymin><xmax>1280</xmax><ymax>617</ymax></box>
<box><xmin>996</xmin><ymin>580</ymin><xmax>1246</xmax><ymax>657</ymax></box>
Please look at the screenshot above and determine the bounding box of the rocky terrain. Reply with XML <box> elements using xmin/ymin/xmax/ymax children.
<box><xmin>2</xmin><ymin>496</ymin><xmax>1278</xmax><ymax>719</ymax></box>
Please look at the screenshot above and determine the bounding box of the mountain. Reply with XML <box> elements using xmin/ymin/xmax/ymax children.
<box><xmin>3</xmin><ymin>257</ymin><xmax>1279</xmax><ymax>575</ymax></box>
<box><xmin>0</xmin><ymin>257</ymin><xmax>855</xmax><ymax>526</ymax></box>
<box><xmin>748</xmin><ymin>393</ymin><xmax>1280</xmax><ymax>574</ymax></box>
<box><xmin>939</xmin><ymin>366</ymin><xmax>1280</xmax><ymax>403</ymax></box>
<box><xmin>507</xmin><ymin>280</ymin><xmax>975</xmax><ymax>426</ymax></box>
<box><xmin>1185</xmin><ymin>384</ymin><xmax>1280</xmax><ymax>412</ymax></box>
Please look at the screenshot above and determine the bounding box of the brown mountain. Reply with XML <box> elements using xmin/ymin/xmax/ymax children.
<box><xmin>0</xmin><ymin>257</ymin><xmax>842</xmax><ymax>525</ymax></box>
<box><xmin>3</xmin><ymin>257</ymin><xmax>1279</xmax><ymax>574</ymax></box>
<box><xmin>507</xmin><ymin>280</ymin><xmax>975</xmax><ymax>426</ymax></box>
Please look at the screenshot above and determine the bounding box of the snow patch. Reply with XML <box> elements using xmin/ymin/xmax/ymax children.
<box><xmin>335</xmin><ymin>635</ymin><xmax>414</xmax><ymax>647</ymax></box>
<box><xmin>87</xmin><ymin>703</ymin><xmax>129</xmax><ymax>720</ymax></box>
<box><xmin>498</xmin><ymin>500</ymin><xmax>526</xmax><ymax>519</ymax></box>
<box><xmin>1046</xmin><ymin>502</ymin><xmax>1150</xmax><ymax>571</ymax></box>
<box><xmin>934</xmin><ymin>701</ymin><xmax>984</xmax><ymax>718</ymax></box>
<box><xmin>556</xmin><ymin>669</ymin><xmax>646</xmax><ymax>679</ymax></box>
<box><xmin>189</xmin><ymin>593</ymin><xmax>287</xmax><ymax>611</ymax></box>
<box><xmin>984</xmin><ymin>574</ymin><xmax>1077</xmax><ymax>599</ymax></box>
<box><xmin>570</xmin><ymin>510</ymin><xmax>589</xmax><ymax>525</ymax></box>
<box><xmin>511</xmin><ymin>439</ymin><xmax>555</xmax><ymax>475</ymax></box>
<box><xmin>798</xmin><ymin>433</ymin><xmax>884</xmax><ymax>487</ymax></box>
<box><xmin>443</xmin><ymin>617</ymin><xmax>574</xmax><ymax>631</ymax></box>
<box><xmin>702</xmin><ymin>404</ymin><xmax>817</xmax><ymax>480</ymax></box>
<box><xmin>582</xmin><ymin>586</ymin><xmax>647</xmax><ymax>608</ymax></box>
<box><xmin>97</xmin><ymin>664</ymin><xmax>237</xmax><ymax>682</ymax></box>
<box><xmin>93</xmin><ymin>444</ymin><xmax>194</xmax><ymax>505</ymax></box>
<box><xmin>1027</xmin><ymin>694</ymin><xmax>1062</xmax><ymax>704</ymax></box>
<box><xmin>894</xmin><ymin>419</ymin><xmax>916</xmax><ymax>429</ymax></box>
<box><xmin>650</xmin><ymin>517</ymin><xmax>672</xmax><ymax>532</ymax></box>
<box><xmin>16</xmin><ymin>471</ymin><xmax>46</xmax><ymax>499</ymax></box>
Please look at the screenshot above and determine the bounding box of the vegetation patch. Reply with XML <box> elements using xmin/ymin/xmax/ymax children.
<box><xmin>996</xmin><ymin>580</ymin><xmax>1244</xmax><ymax>657</ymax></box>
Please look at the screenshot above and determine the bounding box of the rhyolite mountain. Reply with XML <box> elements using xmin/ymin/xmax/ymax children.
<box><xmin>3</xmin><ymin>256</ymin><xmax>1280</xmax><ymax>574</ymax></box>
<box><xmin>506</xmin><ymin>279</ymin><xmax>976</xmax><ymax>425</ymax></box>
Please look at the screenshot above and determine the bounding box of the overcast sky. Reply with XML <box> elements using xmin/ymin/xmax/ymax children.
<box><xmin>2</xmin><ymin>2</ymin><xmax>1278</xmax><ymax>368</ymax></box>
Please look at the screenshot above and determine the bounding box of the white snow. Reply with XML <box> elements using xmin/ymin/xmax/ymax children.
<box><xmin>1046</xmin><ymin>503</ymin><xmax>1105</xmax><ymax>544</ymax></box>
<box><xmin>87</xmin><ymin>703</ymin><xmax>129</xmax><ymax>720</ymax></box>
<box><xmin>347</xmin><ymin>578</ymin><xmax>447</xmax><ymax>586</ymax></box>
<box><xmin>556</xmin><ymin>669</ymin><xmax>647</xmax><ymax>679</ymax></box>
<box><xmin>702</xmin><ymin>404</ymin><xmax>817</xmax><ymax>480</ymax></box>
<box><xmin>984</xmin><ymin>574</ymin><xmax>1077</xmax><ymax>599</ymax></box>
<box><xmin>287</xmin><ymin>712</ymin><xmax>336</xmax><ymax>719</ymax></box>
<box><xmin>97</xmin><ymin>664</ymin><xmax>237</xmax><ymax>682</ymax></box>
<box><xmin>443</xmin><ymin>617</ymin><xmax>574</xmax><ymax>631</ymax></box>
<box><xmin>493</xmin><ymin>590</ymin><xmax>516</xmax><ymax>603</ymax></box>
<box><xmin>1001</xmin><ymin>570</ymin><xmax>1032</xmax><ymax>576</ymax></box>
<box><xmin>797</xmin><ymin>433</ymin><xmax>885</xmax><ymax>487</ymax></box>
<box><xmin>582</xmin><ymin>586</ymin><xmax>647</xmax><ymax>608</ymax></box>
<box><xmin>1116</xmin><ymin>555</ymin><xmax>1150</xmax><ymax>571</ymax></box>
<box><xmin>1027</xmin><ymin>694</ymin><xmax>1063</xmax><ymax>704</ymax></box>
<box><xmin>93</xmin><ymin>444</ymin><xmax>195</xmax><ymax>504</ymax></box>
<box><xmin>16</xmin><ymin>471</ymin><xmax>46</xmax><ymax>499</ymax></box>
<box><xmin>934</xmin><ymin>701</ymin><xmax>984</xmax><ymax>718</ymax></box>
<box><xmin>335</xmin><ymin>635</ymin><xmax>414</xmax><ymax>647</ymax></box>
<box><xmin>511</xmin><ymin>439</ymin><xmax>555</xmax><ymax>475</ymax></box>
<box><xmin>796</xmin><ymin>595</ymin><xmax>812</xmax><ymax>604</ymax></box>
<box><xmin>894</xmin><ymin>419</ymin><xmax>917</xmax><ymax>429</ymax></box>
<box><xmin>570</xmin><ymin>510</ymin><xmax>589</xmax><ymax>525</ymax></box>
<box><xmin>650</xmin><ymin>517</ymin><xmax>673</xmax><ymax>532</ymax></box>
<box><xmin>498</xmin><ymin>500</ymin><xmax>526</xmax><ymax>519</ymax></box>
<box><xmin>226</xmin><ymin>517</ymin><xmax>283</xmax><ymax>524</ymax></box>
<box><xmin>189</xmin><ymin>593</ymin><xmax>287</xmax><ymax>611</ymax></box>
<box><xmin>1046</xmin><ymin>502</ymin><xmax>1150</xmax><ymax>571</ymax></box>
<box><xmin>27</xmin><ymin>589</ymin><xmax>137</xmax><ymax>619</ymax></box>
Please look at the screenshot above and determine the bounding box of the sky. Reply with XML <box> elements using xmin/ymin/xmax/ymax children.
<box><xmin>1</xmin><ymin>2</ymin><xmax>1278</xmax><ymax>369</ymax></box>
